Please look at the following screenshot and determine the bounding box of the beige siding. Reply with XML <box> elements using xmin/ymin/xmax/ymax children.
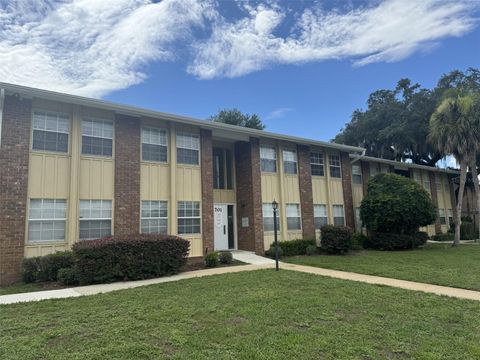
<box><xmin>213</xmin><ymin>190</ymin><xmax>236</xmax><ymax>203</ymax></box>
<box><xmin>28</xmin><ymin>154</ymin><xmax>70</xmax><ymax>199</ymax></box>
<box><xmin>79</xmin><ymin>158</ymin><xmax>114</xmax><ymax>199</ymax></box>
<box><xmin>140</xmin><ymin>163</ymin><xmax>170</xmax><ymax>200</ymax></box>
<box><xmin>176</xmin><ymin>167</ymin><xmax>202</xmax><ymax>201</ymax></box>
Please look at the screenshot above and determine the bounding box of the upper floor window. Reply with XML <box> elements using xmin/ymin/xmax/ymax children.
<box><xmin>79</xmin><ymin>200</ymin><xmax>112</xmax><ymax>240</ymax></box>
<box><xmin>413</xmin><ymin>171</ymin><xmax>422</xmax><ymax>184</ymax></box>
<box><xmin>436</xmin><ymin>178</ymin><xmax>442</xmax><ymax>192</ymax></box>
<box><xmin>213</xmin><ymin>147</ymin><xmax>233</xmax><ymax>190</ymax></box>
<box><xmin>177</xmin><ymin>132</ymin><xmax>199</xmax><ymax>165</ymax></box>
<box><xmin>310</xmin><ymin>152</ymin><xmax>324</xmax><ymax>176</ymax></box>
<box><xmin>82</xmin><ymin>118</ymin><xmax>113</xmax><ymax>157</ymax></box>
<box><xmin>142</xmin><ymin>127</ymin><xmax>167</xmax><ymax>162</ymax></box>
<box><xmin>423</xmin><ymin>178</ymin><xmax>431</xmax><ymax>193</ymax></box>
<box><xmin>329</xmin><ymin>155</ymin><xmax>341</xmax><ymax>178</ymax></box>
<box><xmin>286</xmin><ymin>204</ymin><xmax>301</xmax><ymax>230</ymax></box>
<box><xmin>283</xmin><ymin>150</ymin><xmax>297</xmax><ymax>174</ymax></box>
<box><xmin>332</xmin><ymin>205</ymin><xmax>345</xmax><ymax>226</ymax></box>
<box><xmin>32</xmin><ymin>110</ymin><xmax>70</xmax><ymax>153</ymax></box>
<box><xmin>28</xmin><ymin>199</ymin><xmax>67</xmax><ymax>243</ymax></box>
<box><xmin>141</xmin><ymin>200</ymin><xmax>168</xmax><ymax>234</ymax></box>
<box><xmin>369</xmin><ymin>163</ymin><xmax>380</xmax><ymax>177</ymax></box>
<box><xmin>352</xmin><ymin>164</ymin><xmax>362</xmax><ymax>184</ymax></box>
<box><xmin>260</xmin><ymin>146</ymin><xmax>277</xmax><ymax>172</ymax></box>
<box><xmin>314</xmin><ymin>204</ymin><xmax>328</xmax><ymax>229</ymax></box>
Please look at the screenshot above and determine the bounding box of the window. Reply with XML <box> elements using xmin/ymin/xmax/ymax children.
<box><xmin>82</xmin><ymin>118</ymin><xmax>113</xmax><ymax>156</ymax></box>
<box><xmin>283</xmin><ymin>150</ymin><xmax>297</xmax><ymax>174</ymax></box>
<box><xmin>177</xmin><ymin>133</ymin><xmax>199</xmax><ymax>165</ymax></box>
<box><xmin>213</xmin><ymin>147</ymin><xmax>233</xmax><ymax>189</ymax></box>
<box><xmin>352</xmin><ymin>164</ymin><xmax>362</xmax><ymax>184</ymax></box>
<box><xmin>438</xmin><ymin>208</ymin><xmax>446</xmax><ymax>225</ymax></box>
<box><xmin>329</xmin><ymin>155</ymin><xmax>341</xmax><ymax>178</ymax></box>
<box><xmin>355</xmin><ymin>207</ymin><xmax>362</xmax><ymax>230</ymax></box>
<box><xmin>448</xmin><ymin>209</ymin><xmax>454</xmax><ymax>226</ymax></box>
<box><xmin>333</xmin><ymin>205</ymin><xmax>345</xmax><ymax>226</ymax></box>
<box><xmin>141</xmin><ymin>201</ymin><xmax>168</xmax><ymax>234</ymax></box>
<box><xmin>310</xmin><ymin>152</ymin><xmax>324</xmax><ymax>176</ymax></box>
<box><xmin>32</xmin><ymin>110</ymin><xmax>70</xmax><ymax>152</ymax></box>
<box><xmin>177</xmin><ymin>201</ymin><xmax>201</xmax><ymax>234</ymax></box>
<box><xmin>413</xmin><ymin>171</ymin><xmax>422</xmax><ymax>184</ymax></box>
<box><xmin>142</xmin><ymin>127</ymin><xmax>167</xmax><ymax>162</ymax></box>
<box><xmin>423</xmin><ymin>178</ymin><xmax>431</xmax><ymax>193</ymax></box>
<box><xmin>286</xmin><ymin>204</ymin><xmax>301</xmax><ymax>230</ymax></box>
<box><xmin>370</xmin><ymin>163</ymin><xmax>380</xmax><ymax>177</ymax></box>
<box><xmin>436</xmin><ymin>176</ymin><xmax>443</xmax><ymax>193</ymax></box>
<box><xmin>263</xmin><ymin>203</ymin><xmax>280</xmax><ymax>231</ymax></box>
<box><xmin>79</xmin><ymin>200</ymin><xmax>112</xmax><ymax>240</ymax></box>
<box><xmin>28</xmin><ymin>199</ymin><xmax>67</xmax><ymax>243</ymax></box>
<box><xmin>260</xmin><ymin>146</ymin><xmax>277</xmax><ymax>172</ymax></box>
<box><xmin>314</xmin><ymin>204</ymin><xmax>328</xmax><ymax>229</ymax></box>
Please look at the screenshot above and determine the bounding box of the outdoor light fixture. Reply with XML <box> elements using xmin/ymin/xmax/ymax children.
<box><xmin>272</xmin><ymin>200</ymin><xmax>279</xmax><ymax>271</ymax></box>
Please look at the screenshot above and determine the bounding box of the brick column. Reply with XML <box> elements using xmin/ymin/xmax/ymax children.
<box><xmin>235</xmin><ymin>137</ymin><xmax>264</xmax><ymax>254</ymax></box>
<box><xmin>429</xmin><ymin>172</ymin><xmax>442</xmax><ymax>234</ymax></box>
<box><xmin>297</xmin><ymin>145</ymin><xmax>315</xmax><ymax>239</ymax></box>
<box><xmin>200</xmin><ymin>129</ymin><xmax>214</xmax><ymax>254</ymax></box>
<box><xmin>361</xmin><ymin>161</ymin><xmax>370</xmax><ymax>196</ymax></box>
<box><xmin>0</xmin><ymin>95</ymin><xmax>31</xmax><ymax>285</ymax></box>
<box><xmin>340</xmin><ymin>152</ymin><xmax>355</xmax><ymax>229</ymax></box>
<box><xmin>114</xmin><ymin>114</ymin><xmax>141</xmax><ymax>235</ymax></box>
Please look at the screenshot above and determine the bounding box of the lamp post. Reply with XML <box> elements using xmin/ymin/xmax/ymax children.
<box><xmin>272</xmin><ymin>200</ymin><xmax>279</xmax><ymax>271</ymax></box>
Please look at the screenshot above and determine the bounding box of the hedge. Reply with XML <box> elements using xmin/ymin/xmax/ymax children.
<box><xmin>72</xmin><ymin>234</ymin><xmax>190</xmax><ymax>285</ymax></box>
<box><xmin>320</xmin><ymin>225</ymin><xmax>352</xmax><ymax>254</ymax></box>
<box><xmin>431</xmin><ymin>233</ymin><xmax>455</xmax><ymax>242</ymax></box>
<box><xmin>364</xmin><ymin>231</ymin><xmax>428</xmax><ymax>250</ymax></box>
<box><xmin>22</xmin><ymin>251</ymin><xmax>75</xmax><ymax>283</ymax></box>
<box><xmin>266</xmin><ymin>238</ymin><xmax>316</xmax><ymax>257</ymax></box>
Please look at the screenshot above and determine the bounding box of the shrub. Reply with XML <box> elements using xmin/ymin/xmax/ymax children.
<box><xmin>73</xmin><ymin>234</ymin><xmax>190</xmax><ymax>285</ymax></box>
<box><xmin>364</xmin><ymin>232</ymin><xmax>427</xmax><ymax>250</ymax></box>
<box><xmin>265</xmin><ymin>246</ymin><xmax>284</xmax><ymax>259</ymax></box>
<box><xmin>432</xmin><ymin>233</ymin><xmax>455</xmax><ymax>242</ymax></box>
<box><xmin>361</xmin><ymin>174</ymin><xmax>436</xmax><ymax>235</ymax></box>
<box><xmin>461</xmin><ymin>221</ymin><xmax>477</xmax><ymax>240</ymax></box>
<box><xmin>22</xmin><ymin>251</ymin><xmax>75</xmax><ymax>283</ymax></box>
<box><xmin>57</xmin><ymin>267</ymin><xmax>79</xmax><ymax>286</ymax></box>
<box><xmin>351</xmin><ymin>232</ymin><xmax>368</xmax><ymax>250</ymax></box>
<box><xmin>267</xmin><ymin>238</ymin><xmax>316</xmax><ymax>257</ymax></box>
<box><xmin>205</xmin><ymin>252</ymin><xmax>219</xmax><ymax>268</ymax></box>
<box><xmin>305</xmin><ymin>245</ymin><xmax>318</xmax><ymax>256</ymax></box>
<box><xmin>320</xmin><ymin>225</ymin><xmax>352</xmax><ymax>254</ymax></box>
<box><xmin>219</xmin><ymin>251</ymin><xmax>233</xmax><ymax>264</ymax></box>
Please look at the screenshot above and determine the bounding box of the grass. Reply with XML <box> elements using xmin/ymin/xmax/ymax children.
<box><xmin>284</xmin><ymin>243</ymin><xmax>480</xmax><ymax>291</ymax></box>
<box><xmin>1</xmin><ymin>270</ymin><xmax>480</xmax><ymax>359</ymax></box>
<box><xmin>0</xmin><ymin>282</ymin><xmax>65</xmax><ymax>296</ymax></box>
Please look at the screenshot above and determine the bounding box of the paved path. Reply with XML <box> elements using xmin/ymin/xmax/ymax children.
<box><xmin>2</xmin><ymin>252</ymin><xmax>480</xmax><ymax>305</ymax></box>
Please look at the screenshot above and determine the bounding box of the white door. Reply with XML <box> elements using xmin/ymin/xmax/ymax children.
<box><xmin>214</xmin><ymin>204</ymin><xmax>229</xmax><ymax>250</ymax></box>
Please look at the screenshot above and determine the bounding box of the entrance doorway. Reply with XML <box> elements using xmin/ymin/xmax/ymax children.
<box><xmin>213</xmin><ymin>204</ymin><xmax>236</xmax><ymax>250</ymax></box>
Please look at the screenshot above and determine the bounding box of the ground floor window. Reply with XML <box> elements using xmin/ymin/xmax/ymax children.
<box><xmin>314</xmin><ymin>204</ymin><xmax>328</xmax><ymax>229</ymax></box>
<box><xmin>177</xmin><ymin>201</ymin><xmax>201</xmax><ymax>234</ymax></box>
<box><xmin>263</xmin><ymin>203</ymin><xmax>280</xmax><ymax>232</ymax></box>
<box><xmin>448</xmin><ymin>209</ymin><xmax>454</xmax><ymax>226</ymax></box>
<box><xmin>79</xmin><ymin>200</ymin><xmax>112</xmax><ymax>240</ymax></box>
<box><xmin>286</xmin><ymin>204</ymin><xmax>301</xmax><ymax>230</ymax></box>
<box><xmin>355</xmin><ymin>207</ymin><xmax>362</xmax><ymax>230</ymax></box>
<box><xmin>141</xmin><ymin>200</ymin><xmax>168</xmax><ymax>234</ymax></box>
<box><xmin>439</xmin><ymin>208</ymin><xmax>446</xmax><ymax>225</ymax></box>
<box><xmin>28</xmin><ymin>199</ymin><xmax>67</xmax><ymax>243</ymax></box>
<box><xmin>333</xmin><ymin>205</ymin><xmax>345</xmax><ymax>226</ymax></box>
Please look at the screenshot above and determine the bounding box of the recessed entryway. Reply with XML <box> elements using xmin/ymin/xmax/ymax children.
<box><xmin>213</xmin><ymin>204</ymin><xmax>236</xmax><ymax>250</ymax></box>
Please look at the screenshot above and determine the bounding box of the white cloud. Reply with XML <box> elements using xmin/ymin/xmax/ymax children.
<box><xmin>0</xmin><ymin>0</ymin><xmax>213</xmax><ymax>97</ymax></box>
<box><xmin>266</xmin><ymin>107</ymin><xmax>293</xmax><ymax>120</ymax></box>
<box><xmin>189</xmin><ymin>0</ymin><xmax>478</xmax><ymax>79</ymax></box>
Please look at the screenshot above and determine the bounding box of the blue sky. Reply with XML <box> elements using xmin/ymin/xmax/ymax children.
<box><xmin>1</xmin><ymin>0</ymin><xmax>479</xmax><ymax>142</ymax></box>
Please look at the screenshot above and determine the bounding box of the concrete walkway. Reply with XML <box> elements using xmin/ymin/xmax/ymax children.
<box><xmin>2</xmin><ymin>253</ymin><xmax>480</xmax><ymax>305</ymax></box>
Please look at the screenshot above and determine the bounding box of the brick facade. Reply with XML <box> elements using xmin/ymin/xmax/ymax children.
<box><xmin>360</xmin><ymin>161</ymin><xmax>370</xmax><ymax>196</ymax></box>
<box><xmin>114</xmin><ymin>114</ymin><xmax>141</xmax><ymax>235</ymax></box>
<box><xmin>0</xmin><ymin>95</ymin><xmax>32</xmax><ymax>285</ymax></box>
<box><xmin>235</xmin><ymin>137</ymin><xmax>264</xmax><ymax>254</ymax></box>
<box><xmin>340</xmin><ymin>151</ymin><xmax>355</xmax><ymax>229</ymax></box>
<box><xmin>429</xmin><ymin>172</ymin><xmax>442</xmax><ymax>234</ymax></box>
<box><xmin>200</xmin><ymin>129</ymin><xmax>214</xmax><ymax>255</ymax></box>
<box><xmin>297</xmin><ymin>144</ymin><xmax>315</xmax><ymax>239</ymax></box>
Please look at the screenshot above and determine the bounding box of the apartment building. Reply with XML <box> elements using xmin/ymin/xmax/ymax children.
<box><xmin>0</xmin><ymin>83</ymin><xmax>460</xmax><ymax>285</ymax></box>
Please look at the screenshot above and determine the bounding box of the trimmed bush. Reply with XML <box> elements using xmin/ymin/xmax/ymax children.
<box><xmin>268</xmin><ymin>238</ymin><xmax>316</xmax><ymax>257</ymax></box>
<box><xmin>305</xmin><ymin>245</ymin><xmax>318</xmax><ymax>256</ymax></box>
<box><xmin>320</xmin><ymin>225</ymin><xmax>352</xmax><ymax>254</ymax></box>
<box><xmin>22</xmin><ymin>251</ymin><xmax>75</xmax><ymax>283</ymax></box>
<box><xmin>73</xmin><ymin>234</ymin><xmax>190</xmax><ymax>285</ymax></box>
<box><xmin>57</xmin><ymin>267</ymin><xmax>79</xmax><ymax>286</ymax></box>
<box><xmin>205</xmin><ymin>252</ymin><xmax>219</xmax><ymax>268</ymax></box>
<box><xmin>364</xmin><ymin>232</ymin><xmax>427</xmax><ymax>250</ymax></box>
<box><xmin>219</xmin><ymin>251</ymin><xmax>233</xmax><ymax>264</ymax></box>
<box><xmin>265</xmin><ymin>246</ymin><xmax>284</xmax><ymax>259</ymax></box>
<box><xmin>351</xmin><ymin>232</ymin><xmax>368</xmax><ymax>250</ymax></box>
<box><xmin>432</xmin><ymin>233</ymin><xmax>455</xmax><ymax>242</ymax></box>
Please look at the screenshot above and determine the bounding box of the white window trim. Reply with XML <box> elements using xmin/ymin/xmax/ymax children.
<box><xmin>310</xmin><ymin>152</ymin><xmax>324</xmax><ymax>176</ymax></box>
<box><xmin>286</xmin><ymin>203</ymin><xmax>301</xmax><ymax>230</ymax></box>
<box><xmin>332</xmin><ymin>204</ymin><xmax>345</xmax><ymax>226</ymax></box>
<box><xmin>141</xmin><ymin>200</ymin><xmax>168</xmax><ymax>234</ymax></box>
<box><xmin>176</xmin><ymin>132</ymin><xmax>200</xmax><ymax>166</ymax></box>
<box><xmin>28</xmin><ymin>199</ymin><xmax>67</xmax><ymax>244</ymax></box>
<box><xmin>329</xmin><ymin>154</ymin><xmax>342</xmax><ymax>178</ymax></box>
<box><xmin>177</xmin><ymin>201</ymin><xmax>201</xmax><ymax>235</ymax></box>
<box><xmin>262</xmin><ymin>203</ymin><xmax>280</xmax><ymax>232</ymax></box>
<box><xmin>260</xmin><ymin>145</ymin><xmax>277</xmax><ymax>173</ymax></box>
<box><xmin>141</xmin><ymin>126</ymin><xmax>168</xmax><ymax>163</ymax></box>
<box><xmin>31</xmin><ymin>109</ymin><xmax>71</xmax><ymax>153</ymax></box>
<box><xmin>352</xmin><ymin>164</ymin><xmax>362</xmax><ymax>184</ymax></box>
<box><xmin>79</xmin><ymin>200</ymin><xmax>112</xmax><ymax>240</ymax></box>
<box><xmin>283</xmin><ymin>150</ymin><xmax>298</xmax><ymax>174</ymax></box>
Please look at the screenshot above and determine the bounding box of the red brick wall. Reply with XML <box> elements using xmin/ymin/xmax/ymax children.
<box><xmin>0</xmin><ymin>95</ymin><xmax>32</xmax><ymax>285</ymax></box>
<box><xmin>297</xmin><ymin>145</ymin><xmax>315</xmax><ymax>239</ymax></box>
<box><xmin>340</xmin><ymin>151</ymin><xmax>355</xmax><ymax>229</ymax></box>
<box><xmin>361</xmin><ymin>161</ymin><xmax>370</xmax><ymax>196</ymax></box>
<box><xmin>235</xmin><ymin>137</ymin><xmax>264</xmax><ymax>254</ymax></box>
<box><xmin>429</xmin><ymin>172</ymin><xmax>442</xmax><ymax>234</ymax></box>
<box><xmin>200</xmin><ymin>129</ymin><xmax>214</xmax><ymax>255</ymax></box>
<box><xmin>114</xmin><ymin>114</ymin><xmax>140</xmax><ymax>235</ymax></box>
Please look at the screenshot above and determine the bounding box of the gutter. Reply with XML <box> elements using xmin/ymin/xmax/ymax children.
<box><xmin>0</xmin><ymin>88</ymin><xmax>4</xmax><ymax>148</ymax></box>
<box><xmin>350</xmin><ymin>148</ymin><xmax>366</xmax><ymax>164</ymax></box>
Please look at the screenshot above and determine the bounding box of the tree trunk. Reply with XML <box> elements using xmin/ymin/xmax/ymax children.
<box><xmin>454</xmin><ymin>161</ymin><xmax>468</xmax><ymax>246</ymax></box>
<box><xmin>470</xmin><ymin>161</ymin><xmax>480</xmax><ymax>243</ymax></box>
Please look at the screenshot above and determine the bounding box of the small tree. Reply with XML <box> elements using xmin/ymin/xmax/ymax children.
<box><xmin>208</xmin><ymin>109</ymin><xmax>265</xmax><ymax>130</ymax></box>
<box><xmin>360</xmin><ymin>173</ymin><xmax>436</xmax><ymax>235</ymax></box>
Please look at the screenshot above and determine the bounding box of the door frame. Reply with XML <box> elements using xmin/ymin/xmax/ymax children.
<box><xmin>213</xmin><ymin>203</ymin><xmax>237</xmax><ymax>250</ymax></box>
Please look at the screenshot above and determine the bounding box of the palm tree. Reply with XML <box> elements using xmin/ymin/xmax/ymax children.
<box><xmin>429</xmin><ymin>95</ymin><xmax>480</xmax><ymax>245</ymax></box>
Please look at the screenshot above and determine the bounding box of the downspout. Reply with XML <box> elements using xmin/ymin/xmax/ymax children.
<box><xmin>0</xmin><ymin>88</ymin><xmax>5</xmax><ymax>148</ymax></box>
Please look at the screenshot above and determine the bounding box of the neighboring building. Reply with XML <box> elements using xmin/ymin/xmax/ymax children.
<box><xmin>0</xmin><ymin>83</ymin><xmax>463</xmax><ymax>285</ymax></box>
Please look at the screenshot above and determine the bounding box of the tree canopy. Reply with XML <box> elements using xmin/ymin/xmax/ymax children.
<box><xmin>209</xmin><ymin>109</ymin><xmax>265</xmax><ymax>130</ymax></box>
<box><xmin>334</xmin><ymin>68</ymin><xmax>480</xmax><ymax>167</ymax></box>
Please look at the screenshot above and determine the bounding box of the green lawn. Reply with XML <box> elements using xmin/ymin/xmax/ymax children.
<box><xmin>1</xmin><ymin>270</ymin><xmax>480</xmax><ymax>359</ymax></box>
<box><xmin>284</xmin><ymin>243</ymin><xmax>480</xmax><ymax>291</ymax></box>
<box><xmin>0</xmin><ymin>282</ymin><xmax>65</xmax><ymax>296</ymax></box>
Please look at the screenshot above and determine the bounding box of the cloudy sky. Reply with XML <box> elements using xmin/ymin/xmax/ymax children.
<box><xmin>1</xmin><ymin>0</ymin><xmax>479</xmax><ymax>141</ymax></box>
